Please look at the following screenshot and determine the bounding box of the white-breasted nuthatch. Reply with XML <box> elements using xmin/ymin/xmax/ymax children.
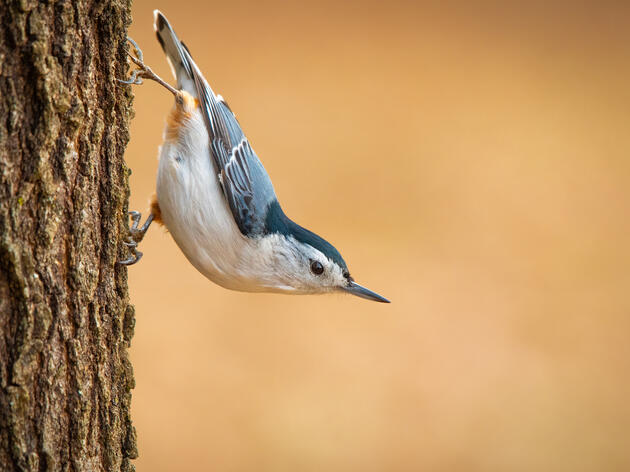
<box><xmin>119</xmin><ymin>11</ymin><xmax>389</xmax><ymax>303</ymax></box>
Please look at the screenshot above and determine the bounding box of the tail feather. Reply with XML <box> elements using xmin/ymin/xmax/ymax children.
<box><xmin>153</xmin><ymin>10</ymin><xmax>196</xmax><ymax>94</ymax></box>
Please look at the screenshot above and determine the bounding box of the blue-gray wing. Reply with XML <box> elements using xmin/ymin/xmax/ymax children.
<box><xmin>180</xmin><ymin>47</ymin><xmax>277</xmax><ymax>236</ymax></box>
<box><xmin>211</xmin><ymin>136</ymin><xmax>277</xmax><ymax>235</ymax></box>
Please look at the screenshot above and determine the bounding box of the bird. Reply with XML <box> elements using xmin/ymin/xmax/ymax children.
<box><xmin>119</xmin><ymin>11</ymin><xmax>389</xmax><ymax>303</ymax></box>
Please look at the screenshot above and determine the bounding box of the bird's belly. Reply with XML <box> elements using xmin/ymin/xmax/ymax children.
<box><xmin>155</xmin><ymin>112</ymin><xmax>257</xmax><ymax>291</ymax></box>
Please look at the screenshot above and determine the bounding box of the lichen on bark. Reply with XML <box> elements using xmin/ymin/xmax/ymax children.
<box><xmin>0</xmin><ymin>0</ymin><xmax>137</xmax><ymax>470</ymax></box>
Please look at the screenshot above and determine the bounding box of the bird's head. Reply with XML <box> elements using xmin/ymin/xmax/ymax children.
<box><xmin>259</xmin><ymin>202</ymin><xmax>389</xmax><ymax>303</ymax></box>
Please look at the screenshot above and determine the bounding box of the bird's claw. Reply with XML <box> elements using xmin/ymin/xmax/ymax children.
<box><xmin>117</xmin><ymin>36</ymin><xmax>178</xmax><ymax>95</ymax></box>
<box><xmin>118</xmin><ymin>210</ymin><xmax>154</xmax><ymax>266</ymax></box>
<box><xmin>117</xmin><ymin>71</ymin><xmax>144</xmax><ymax>86</ymax></box>
<box><xmin>125</xmin><ymin>36</ymin><xmax>144</xmax><ymax>63</ymax></box>
<box><xmin>117</xmin><ymin>37</ymin><xmax>151</xmax><ymax>86</ymax></box>
<box><xmin>118</xmin><ymin>248</ymin><xmax>143</xmax><ymax>266</ymax></box>
<box><xmin>129</xmin><ymin>210</ymin><xmax>142</xmax><ymax>231</ymax></box>
<box><xmin>119</xmin><ymin>235</ymin><xmax>143</xmax><ymax>265</ymax></box>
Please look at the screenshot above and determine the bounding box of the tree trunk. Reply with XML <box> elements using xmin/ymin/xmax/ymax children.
<box><xmin>0</xmin><ymin>1</ymin><xmax>137</xmax><ymax>471</ymax></box>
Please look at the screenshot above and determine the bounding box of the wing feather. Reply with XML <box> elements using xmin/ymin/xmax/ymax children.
<box><xmin>167</xmin><ymin>28</ymin><xmax>276</xmax><ymax>236</ymax></box>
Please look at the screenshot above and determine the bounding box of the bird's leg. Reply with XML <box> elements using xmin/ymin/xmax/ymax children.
<box><xmin>128</xmin><ymin>210</ymin><xmax>154</xmax><ymax>242</ymax></box>
<box><xmin>118</xmin><ymin>210</ymin><xmax>155</xmax><ymax>266</ymax></box>
<box><xmin>118</xmin><ymin>36</ymin><xmax>179</xmax><ymax>96</ymax></box>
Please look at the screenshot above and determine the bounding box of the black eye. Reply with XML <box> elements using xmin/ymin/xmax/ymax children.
<box><xmin>343</xmin><ymin>270</ymin><xmax>350</xmax><ymax>279</ymax></box>
<box><xmin>310</xmin><ymin>260</ymin><xmax>324</xmax><ymax>275</ymax></box>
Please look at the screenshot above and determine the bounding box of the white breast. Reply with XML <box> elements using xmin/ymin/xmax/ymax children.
<box><xmin>156</xmin><ymin>104</ymin><xmax>265</xmax><ymax>291</ymax></box>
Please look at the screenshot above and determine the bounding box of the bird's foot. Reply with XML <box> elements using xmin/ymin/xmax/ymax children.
<box><xmin>119</xmin><ymin>239</ymin><xmax>143</xmax><ymax>266</ymax></box>
<box><xmin>118</xmin><ymin>210</ymin><xmax>154</xmax><ymax>266</ymax></box>
<box><xmin>118</xmin><ymin>36</ymin><xmax>178</xmax><ymax>96</ymax></box>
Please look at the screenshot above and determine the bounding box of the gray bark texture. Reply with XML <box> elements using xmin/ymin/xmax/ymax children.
<box><xmin>0</xmin><ymin>0</ymin><xmax>137</xmax><ymax>471</ymax></box>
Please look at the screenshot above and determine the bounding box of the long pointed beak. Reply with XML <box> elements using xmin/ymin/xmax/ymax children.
<box><xmin>342</xmin><ymin>281</ymin><xmax>390</xmax><ymax>303</ymax></box>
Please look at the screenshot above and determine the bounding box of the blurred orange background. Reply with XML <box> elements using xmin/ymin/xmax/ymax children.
<box><xmin>125</xmin><ymin>1</ymin><xmax>630</xmax><ymax>470</ymax></box>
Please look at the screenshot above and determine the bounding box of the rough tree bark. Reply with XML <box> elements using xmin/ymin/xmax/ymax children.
<box><xmin>0</xmin><ymin>1</ymin><xmax>137</xmax><ymax>471</ymax></box>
